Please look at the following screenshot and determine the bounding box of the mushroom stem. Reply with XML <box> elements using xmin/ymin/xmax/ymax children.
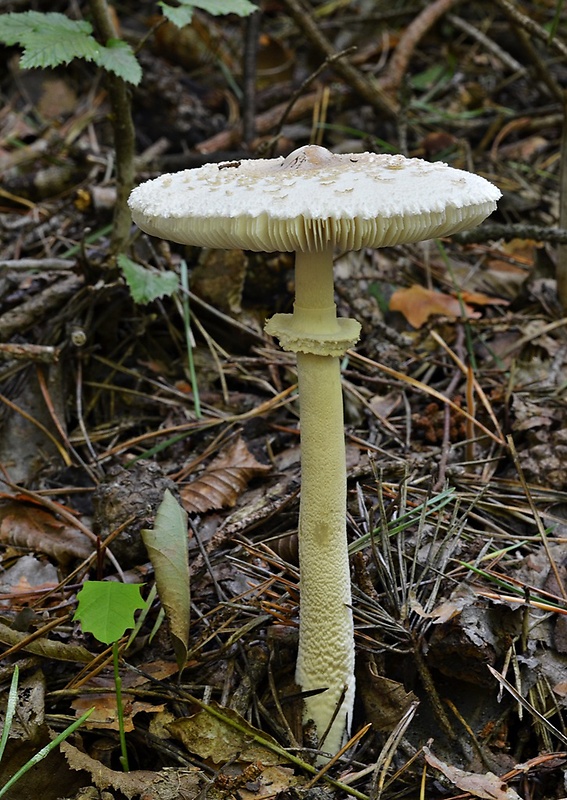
<box><xmin>295</xmin><ymin>350</ymin><xmax>355</xmax><ymax>756</ymax></box>
<box><xmin>294</xmin><ymin>248</ymin><xmax>335</xmax><ymax>309</ymax></box>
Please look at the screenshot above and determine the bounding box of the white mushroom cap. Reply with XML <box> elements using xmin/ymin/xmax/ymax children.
<box><xmin>128</xmin><ymin>145</ymin><xmax>500</xmax><ymax>253</ymax></box>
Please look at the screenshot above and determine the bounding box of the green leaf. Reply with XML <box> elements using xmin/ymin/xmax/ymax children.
<box><xmin>118</xmin><ymin>254</ymin><xmax>179</xmax><ymax>304</ymax></box>
<box><xmin>0</xmin><ymin>11</ymin><xmax>140</xmax><ymax>84</ymax></box>
<box><xmin>0</xmin><ymin>11</ymin><xmax>99</xmax><ymax>69</ymax></box>
<box><xmin>159</xmin><ymin>0</ymin><xmax>256</xmax><ymax>27</ymax></box>
<box><xmin>142</xmin><ymin>490</ymin><xmax>190</xmax><ymax>672</ymax></box>
<box><xmin>97</xmin><ymin>39</ymin><xmax>142</xmax><ymax>85</ymax></box>
<box><xmin>74</xmin><ymin>581</ymin><xmax>145</xmax><ymax>645</ymax></box>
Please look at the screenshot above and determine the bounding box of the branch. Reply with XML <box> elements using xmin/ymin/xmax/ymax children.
<box><xmin>453</xmin><ymin>223</ymin><xmax>567</xmax><ymax>245</ymax></box>
<box><xmin>280</xmin><ymin>0</ymin><xmax>398</xmax><ymax>119</ymax></box>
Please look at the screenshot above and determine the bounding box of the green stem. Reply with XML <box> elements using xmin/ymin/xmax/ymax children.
<box><xmin>89</xmin><ymin>0</ymin><xmax>136</xmax><ymax>254</ymax></box>
<box><xmin>0</xmin><ymin>707</ymin><xmax>94</xmax><ymax>798</ymax></box>
<box><xmin>113</xmin><ymin>641</ymin><xmax>129</xmax><ymax>771</ymax></box>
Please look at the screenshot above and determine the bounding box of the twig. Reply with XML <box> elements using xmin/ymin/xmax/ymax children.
<box><xmin>380</xmin><ymin>0</ymin><xmax>462</xmax><ymax>94</ymax></box>
<box><xmin>242</xmin><ymin>5</ymin><xmax>261</xmax><ymax>145</ymax></box>
<box><xmin>0</xmin><ymin>344</ymin><xmax>60</xmax><ymax>363</ymax></box>
<box><xmin>261</xmin><ymin>46</ymin><xmax>357</xmax><ymax>155</ymax></box>
<box><xmin>556</xmin><ymin>90</ymin><xmax>567</xmax><ymax>309</ymax></box>
<box><xmin>453</xmin><ymin>223</ymin><xmax>567</xmax><ymax>245</ymax></box>
<box><xmin>0</xmin><ymin>259</ymin><xmax>75</xmax><ymax>271</ymax></box>
<box><xmin>196</xmin><ymin>89</ymin><xmax>333</xmax><ymax>153</ymax></box>
<box><xmin>447</xmin><ymin>14</ymin><xmax>525</xmax><ymax>74</ymax></box>
<box><xmin>280</xmin><ymin>0</ymin><xmax>398</xmax><ymax>118</ymax></box>
<box><xmin>493</xmin><ymin>0</ymin><xmax>567</xmax><ymax>60</ymax></box>
<box><xmin>88</xmin><ymin>0</ymin><xmax>136</xmax><ymax>253</ymax></box>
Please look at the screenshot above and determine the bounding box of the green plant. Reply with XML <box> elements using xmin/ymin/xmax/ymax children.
<box><xmin>74</xmin><ymin>580</ymin><xmax>146</xmax><ymax>771</ymax></box>
<box><xmin>0</xmin><ymin>0</ymin><xmax>256</xmax><ymax>252</ymax></box>
<box><xmin>0</xmin><ymin>666</ymin><xmax>94</xmax><ymax>798</ymax></box>
<box><xmin>117</xmin><ymin>254</ymin><xmax>202</xmax><ymax>419</ymax></box>
<box><xmin>72</xmin><ymin>490</ymin><xmax>189</xmax><ymax>770</ymax></box>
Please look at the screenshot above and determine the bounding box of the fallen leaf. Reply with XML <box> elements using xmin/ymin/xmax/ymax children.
<box><xmin>180</xmin><ymin>437</ymin><xmax>271</xmax><ymax>514</ymax></box>
<box><xmin>142</xmin><ymin>490</ymin><xmax>190</xmax><ymax>671</ymax></box>
<box><xmin>72</xmin><ymin>694</ymin><xmax>165</xmax><ymax>732</ymax></box>
<box><xmin>0</xmin><ymin>501</ymin><xmax>92</xmax><ymax>564</ymax></box>
<box><xmin>389</xmin><ymin>284</ymin><xmax>481</xmax><ymax>328</ymax></box>
<box><xmin>358</xmin><ymin>657</ymin><xmax>418</xmax><ymax>732</ymax></box>
<box><xmin>168</xmin><ymin>702</ymin><xmax>284</xmax><ymax>765</ymax></box>
<box><xmin>61</xmin><ymin>740</ymin><xmax>205</xmax><ymax>800</ymax></box>
<box><xmin>459</xmin><ymin>290</ymin><xmax>509</xmax><ymax>306</ymax></box>
<box><xmin>424</xmin><ymin>746</ymin><xmax>522</xmax><ymax>799</ymax></box>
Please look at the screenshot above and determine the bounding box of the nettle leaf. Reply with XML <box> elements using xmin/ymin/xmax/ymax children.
<box><xmin>74</xmin><ymin>581</ymin><xmax>145</xmax><ymax>645</ymax></box>
<box><xmin>160</xmin><ymin>0</ymin><xmax>256</xmax><ymax>28</ymax></box>
<box><xmin>118</xmin><ymin>254</ymin><xmax>179</xmax><ymax>304</ymax></box>
<box><xmin>97</xmin><ymin>39</ymin><xmax>142</xmax><ymax>85</ymax></box>
<box><xmin>0</xmin><ymin>11</ymin><xmax>140</xmax><ymax>84</ymax></box>
<box><xmin>0</xmin><ymin>11</ymin><xmax>99</xmax><ymax>69</ymax></box>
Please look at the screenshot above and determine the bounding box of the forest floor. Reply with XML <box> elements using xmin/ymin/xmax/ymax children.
<box><xmin>2</xmin><ymin>1</ymin><xmax>567</xmax><ymax>798</ymax></box>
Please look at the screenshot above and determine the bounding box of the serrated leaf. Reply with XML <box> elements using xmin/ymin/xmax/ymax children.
<box><xmin>159</xmin><ymin>0</ymin><xmax>256</xmax><ymax>27</ymax></box>
<box><xmin>158</xmin><ymin>3</ymin><xmax>196</xmax><ymax>27</ymax></box>
<box><xmin>118</xmin><ymin>254</ymin><xmax>179</xmax><ymax>304</ymax></box>
<box><xmin>0</xmin><ymin>12</ymin><xmax>100</xmax><ymax>70</ymax></box>
<box><xmin>0</xmin><ymin>11</ymin><xmax>140</xmax><ymax>84</ymax></box>
<box><xmin>97</xmin><ymin>39</ymin><xmax>142</xmax><ymax>85</ymax></box>
<box><xmin>74</xmin><ymin>581</ymin><xmax>145</xmax><ymax>645</ymax></box>
<box><xmin>142</xmin><ymin>491</ymin><xmax>190</xmax><ymax>672</ymax></box>
<box><xmin>0</xmin><ymin>11</ymin><xmax>93</xmax><ymax>46</ymax></box>
<box><xmin>192</xmin><ymin>0</ymin><xmax>257</xmax><ymax>15</ymax></box>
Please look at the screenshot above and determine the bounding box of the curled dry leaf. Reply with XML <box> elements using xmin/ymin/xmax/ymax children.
<box><xmin>424</xmin><ymin>746</ymin><xmax>522</xmax><ymax>800</ymax></box>
<box><xmin>180</xmin><ymin>436</ymin><xmax>271</xmax><ymax>514</ymax></box>
<box><xmin>71</xmin><ymin>694</ymin><xmax>165</xmax><ymax>732</ymax></box>
<box><xmin>61</xmin><ymin>740</ymin><xmax>205</xmax><ymax>800</ymax></box>
<box><xmin>0</xmin><ymin>501</ymin><xmax>91</xmax><ymax>564</ymax></box>
<box><xmin>389</xmin><ymin>284</ymin><xmax>481</xmax><ymax>328</ymax></box>
<box><xmin>358</xmin><ymin>657</ymin><xmax>418</xmax><ymax>732</ymax></box>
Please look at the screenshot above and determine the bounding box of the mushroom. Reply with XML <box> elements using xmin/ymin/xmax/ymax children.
<box><xmin>128</xmin><ymin>145</ymin><xmax>500</xmax><ymax>757</ymax></box>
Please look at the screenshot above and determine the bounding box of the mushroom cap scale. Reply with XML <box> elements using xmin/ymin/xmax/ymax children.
<box><xmin>128</xmin><ymin>149</ymin><xmax>501</xmax><ymax>253</ymax></box>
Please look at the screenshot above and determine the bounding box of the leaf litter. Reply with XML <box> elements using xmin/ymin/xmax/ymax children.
<box><xmin>2</xmin><ymin>1</ymin><xmax>567</xmax><ymax>798</ymax></box>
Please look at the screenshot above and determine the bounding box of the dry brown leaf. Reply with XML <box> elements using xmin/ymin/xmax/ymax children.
<box><xmin>61</xmin><ymin>740</ymin><xmax>205</xmax><ymax>800</ymax></box>
<box><xmin>460</xmin><ymin>290</ymin><xmax>510</xmax><ymax>307</ymax></box>
<box><xmin>180</xmin><ymin>437</ymin><xmax>271</xmax><ymax>514</ymax></box>
<box><xmin>0</xmin><ymin>501</ymin><xmax>92</xmax><ymax>563</ymax></box>
<box><xmin>358</xmin><ymin>658</ymin><xmax>418</xmax><ymax>732</ymax></box>
<box><xmin>424</xmin><ymin>746</ymin><xmax>521</xmax><ymax>800</ymax></box>
<box><xmin>389</xmin><ymin>284</ymin><xmax>481</xmax><ymax>328</ymax></box>
<box><xmin>168</xmin><ymin>702</ymin><xmax>283</xmax><ymax>764</ymax></box>
<box><xmin>72</xmin><ymin>694</ymin><xmax>165</xmax><ymax>732</ymax></box>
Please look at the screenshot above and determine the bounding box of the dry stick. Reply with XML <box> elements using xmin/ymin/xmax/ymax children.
<box><xmin>380</xmin><ymin>0</ymin><xmax>462</xmax><ymax>94</ymax></box>
<box><xmin>263</xmin><ymin>46</ymin><xmax>358</xmax><ymax>155</ymax></box>
<box><xmin>507</xmin><ymin>435</ymin><xmax>567</xmax><ymax>602</ymax></box>
<box><xmin>556</xmin><ymin>90</ymin><xmax>567</xmax><ymax>310</ymax></box>
<box><xmin>447</xmin><ymin>14</ymin><xmax>526</xmax><ymax>75</ymax></box>
<box><xmin>196</xmin><ymin>89</ymin><xmax>335</xmax><ymax>153</ymax></box>
<box><xmin>0</xmin><ymin>343</ymin><xmax>60</xmax><ymax>363</ymax></box>
<box><xmin>280</xmin><ymin>0</ymin><xmax>398</xmax><ymax>118</ymax></box>
<box><xmin>500</xmin><ymin>15</ymin><xmax>563</xmax><ymax>103</ymax></box>
<box><xmin>454</xmin><ymin>223</ymin><xmax>567</xmax><ymax>245</ymax></box>
<box><xmin>88</xmin><ymin>0</ymin><xmax>136</xmax><ymax>254</ymax></box>
<box><xmin>242</xmin><ymin>5</ymin><xmax>261</xmax><ymax>145</ymax></box>
<box><xmin>493</xmin><ymin>0</ymin><xmax>567</xmax><ymax>60</ymax></box>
